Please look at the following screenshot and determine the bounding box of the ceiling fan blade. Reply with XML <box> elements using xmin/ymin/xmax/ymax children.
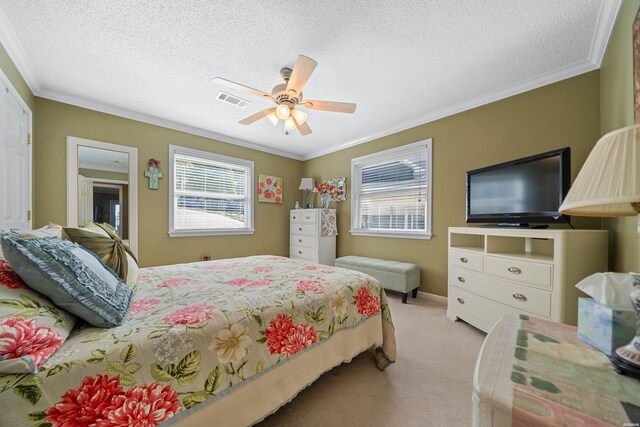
<box><xmin>294</xmin><ymin>117</ymin><xmax>312</xmax><ymax>135</ymax></box>
<box><xmin>300</xmin><ymin>100</ymin><xmax>356</xmax><ymax>114</ymax></box>
<box><xmin>286</xmin><ymin>55</ymin><xmax>318</xmax><ymax>96</ymax></box>
<box><xmin>213</xmin><ymin>77</ymin><xmax>273</xmax><ymax>100</ymax></box>
<box><xmin>239</xmin><ymin>107</ymin><xmax>276</xmax><ymax>125</ymax></box>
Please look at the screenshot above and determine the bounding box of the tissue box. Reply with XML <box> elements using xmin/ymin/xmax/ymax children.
<box><xmin>577</xmin><ymin>297</ymin><xmax>637</xmax><ymax>355</ymax></box>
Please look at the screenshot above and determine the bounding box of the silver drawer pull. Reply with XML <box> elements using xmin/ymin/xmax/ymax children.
<box><xmin>292</xmin><ymin>216</ymin><xmax>297</xmax><ymax>220</ymax></box>
<box><xmin>298</xmin><ymin>227</ymin><xmax>303</xmax><ymax>231</ymax></box>
<box><xmin>457</xmin><ymin>298</ymin><xmax>465</xmax><ymax>304</ymax></box>
<box><xmin>457</xmin><ymin>276</ymin><xmax>465</xmax><ymax>283</ymax></box>
<box><xmin>460</xmin><ymin>257</ymin><xmax>468</xmax><ymax>263</ymax></box>
<box><xmin>298</xmin><ymin>250</ymin><xmax>302</xmax><ymax>254</ymax></box>
<box><xmin>507</xmin><ymin>267</ymin><xmax>521</xmax><ymax>274</ymax></box>
<box><xmin>512</xmin><ymin>293</ymin><xmax>527</xmax><ymax>302</ymax></box>
<box><xmin>305</xmin><ymin>216</ymin><xmax>311</xmax><ymax>219</ymax></box>
<box><xmin>298</xmin><ymin>239</ymin><xmax>302</xmax><ymax>243</ymax></box>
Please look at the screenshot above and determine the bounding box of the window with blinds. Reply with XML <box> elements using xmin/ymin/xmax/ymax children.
<box><xmin>350</xmin><ymin>140</ymin><xmax>432</xmax><ymax>239</ymax></box>
<box><xmin>169</xmin><ymin>145</ymin><xmax>254</xmax><ymax>236</ymax></box>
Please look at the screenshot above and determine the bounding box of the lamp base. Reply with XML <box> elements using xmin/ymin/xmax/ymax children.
<box><xmin>610</xmin><ymin>350</ymin><xmax>640</xmax><ymax>378</ymax></box>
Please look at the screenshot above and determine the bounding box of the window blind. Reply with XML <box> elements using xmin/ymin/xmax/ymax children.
<box><xmin>173</xmin><ymin>152</ymin><xmax>250</xmax><ymax>231</ymax></box>
<box><xmin>352</xmin><ymin>142</ymin><xmax>430</xmax><ymax>236</ymax></box>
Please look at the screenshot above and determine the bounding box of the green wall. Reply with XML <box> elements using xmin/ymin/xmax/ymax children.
<box><xmin>600</xmin><ymin>0</ymin><xmax>640</xmax><ymax>273</ymax></box>
<box><xmin>34</xmin><ymin>98</ymin><xmax>303</xmax><ymax>267</ymax></box>
<box><xmin>302</xmin><ymin>72</ymin><xmax>602</xmax><ymax>296</ymax></box>
<box><xmin>0</xmin><ymin>43</ymin><xmax>34</xmax><ymax>112</ymax></box>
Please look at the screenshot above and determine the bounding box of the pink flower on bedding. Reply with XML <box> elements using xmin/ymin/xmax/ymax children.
<box><xmin>355</xmin><ymin>287</ymin><xmax>381</xmax><ymax>317</ymax></box>
<box><xmin>226</xmin><ymin>278</ymin><xmax>252</xmax><ymax>287</ymax></box>
<box><xmin>158</xmin><ymin>278</ymin><xmax>191</xmax><ymax>288</ymax></box>
<box><xmin>248</xmin><ymin>278</ymin><xmax>273</xmax><ymax>288</ymax></box>
<box><xmin>46</xmin><ymin>374</ymin><xmax>123</xmax><ymax>426</ymax></box>
<box><xmin>296</xmin><ymin>280</ymin><xmax>323</xmax><ymax>292</ymax></box>
<box><xmin>265</xmin><ymin>313</ymin><xmax>295</xmax><ymax>355</ymax></box>
<box><xmin>264</xmin><ymin>314</ymin><xmax>318</xmax><ymax>356</ymax></box>
<box><xmin>0</xmin><ymin>317</ymin><xmax>62</xmax><ymax>368</ymax></box>
<box><xmin>302</xmin><ymin>265</ymin><xmax>333</xmax><ymax>271</ymax></box>
<box><xmin>252</xmin><ymin>266</ymin><xmax>272</xmax><ymax>273</ymax></box>
<box><xmin>127</xmin><ymin>298</ymin><xmax>161</xmax><ymax>315</ymax></box>
<box><xmin>99</xmin><ymin>382</ymin><xmax>181</xmax><ymax>427</ymax></box>
<box><xmin>163</xmin><ymin>304</ymin><xmax>215</xmax><ymax>326</ymax></box>
<box><xmin>136</xmin><ymin>274</ymin><xmax>153</xmax><ymax>282</ymax></box>
<box><xmin>266</xmin><ymin>256</ymin><xmax>288</xmax><ymax>261</ymax></box>
<box><xmin>283</xmin><ymin>323</ymin><xmax>318</xmax><ymax>356</ymax></box>
<box><xmin>0</xmin><ymin>261</ymin><xmax>27</xmax><ymax>289</ymax></box>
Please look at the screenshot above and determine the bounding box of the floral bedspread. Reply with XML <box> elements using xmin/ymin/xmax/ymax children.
<box><xmin>0</xmin><ymin>255</ymin><xmax>395</xmax><ymax>427</ymax></box>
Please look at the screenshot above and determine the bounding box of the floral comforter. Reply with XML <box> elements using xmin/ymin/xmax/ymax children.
<box><xmin>0</xmin><ymin>255</ymin><xmax>395</xmax><ymax>427</ymax></box>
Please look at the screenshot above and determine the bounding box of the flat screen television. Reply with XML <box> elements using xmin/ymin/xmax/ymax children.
<box><xmin>466</xmin><ymin>147</ymin><xmax>570</xmax><ymax>225</ymax></box>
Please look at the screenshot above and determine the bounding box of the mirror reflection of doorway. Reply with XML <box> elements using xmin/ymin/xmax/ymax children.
<box><xmin>92</xmin><ymin>183</ymin><xmax>128</xmax><ymax>238</ymax></box>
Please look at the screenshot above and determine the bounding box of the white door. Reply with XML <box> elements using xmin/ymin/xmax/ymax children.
<box><xmin>78</xmin><ymin>175</ymin><xmax>93</xmax><ymax>226</ymax></box>
<box><xmin>0</xmin><ymin>78</ymin><xmax>31</xmax><ymax>231</ymax></box>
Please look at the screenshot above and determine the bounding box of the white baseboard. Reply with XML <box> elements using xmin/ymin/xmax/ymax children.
<box><xmin>417</xmin><ymin>290</ymin><xmax>447</xmax><ymax>303</ymax></box>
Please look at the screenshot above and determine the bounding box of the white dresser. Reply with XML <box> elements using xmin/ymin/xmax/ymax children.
<box><xmin>289</xmin><ymin>209</ymin><xmax>336</xmax><ymax>265</ymax></box>
<box><xmin>446</xmin><ymin>227</ymin><xmax>608</xmax><ymax>332</ymax></box>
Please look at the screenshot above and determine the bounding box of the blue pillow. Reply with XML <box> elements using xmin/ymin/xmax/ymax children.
<box><xmin>0</xmin><ymin>235</ymin><xmax>131</xmax><ymax>327</ymax></box>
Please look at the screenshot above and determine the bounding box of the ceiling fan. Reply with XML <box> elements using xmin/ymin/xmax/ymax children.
<box><xmin>213</xmin><ymin>55</ymin><xmax>356</xmax><ymax>136</ymax></box>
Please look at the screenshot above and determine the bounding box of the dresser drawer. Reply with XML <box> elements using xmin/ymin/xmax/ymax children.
<box><xmin>291</xmin><ymin>224</ymin><xmax>316</xmax><ymax>236</ymax></box>
<box><xmin>290</xmin><ymin>211</ymin><xmax>302</xmax><ymax>223</ymax></box>
<box><xmin>448</xmin><ymin>287</ymin><xmax>510</xmax><ymax>332</ymax></box>
<box><xmin>300</xmin><ymin>211</ymin><xmax>317</xmax><ymax>223</ymax></box>
<box><xmin>448</xmin><ymin>266</ymin><xmax>487</xmax><ymax>294</ymax></box>
<box><xmin>291</xmin><ymin>234</ymin><xmax>316</xmax><ymax>248</ymax></box>
<box><xmin>486</xmin><ymin>256</ymin><xmax>552</xmax><ymax>288</ymax></box>
<box><xmin>290</xmin><ymin>245</ymin><xmax>316</xmax><ymax>261</ymax></box>
<box><xmin>449</xmin><ymin>249</ymin><xmax>484</xmax><ymax>273</ymax></box>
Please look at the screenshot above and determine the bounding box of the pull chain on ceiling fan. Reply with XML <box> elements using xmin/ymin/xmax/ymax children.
<box><xmin>213</xmin><ymin>55</ymin><xmax>356</xmax><ymax>136</ymax></box>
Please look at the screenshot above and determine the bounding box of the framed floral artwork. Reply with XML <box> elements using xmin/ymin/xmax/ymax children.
<box><xmin>258</xmin><ymin>175</ymin><xmax>282</xmax><ymax>204</ymax></box>
<box><xmin>327</xmin><ymin>177</ymin><xmax>347</xmax><ymax>202</ymax></box>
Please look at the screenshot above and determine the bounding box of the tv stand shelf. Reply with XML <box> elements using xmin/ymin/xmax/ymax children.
<box><xmin>447</xmin><ymin>227</ymin><xmax>608</xmax><ymax>332</ymax></box>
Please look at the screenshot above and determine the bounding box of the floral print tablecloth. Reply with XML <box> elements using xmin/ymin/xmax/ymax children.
<box><xmin>0</xmin><ymin>255</ymin><xmax>394</xmax><ymax>427</ymax></box>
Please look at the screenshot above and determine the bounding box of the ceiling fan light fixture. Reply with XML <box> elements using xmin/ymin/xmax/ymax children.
<box><xmin>284</xmin><ymin>116</ymin><xmax>296</xmax><ymax>132</ymax></box>
<box><xmin>291</xmin><ymin>108</ymin><xmax>307</xmax><ymax>125</ymax></box>
<box><xmin>275</xmin><ymin>104</ymin><xmax>290</xmax><ymax>120</ymax></box>
<box><xmin>267</xmin><ymin>112</ymin><xmax>279</xmax><ymax>126</ymax></box>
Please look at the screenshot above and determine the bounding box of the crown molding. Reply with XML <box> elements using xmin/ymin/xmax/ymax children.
<box><xmin>589</xmin><ymin>0</ymin><xmax>623</xmax><ymax>67</ymax></box>
<box><xmin>303</xmin><ymin>59</ymin><xmax>599</xmax><ymax>160</ymax></box>
<box><xmin>37</xmin><ymin>89</ymin><xmax>303</xmax><ymax>160</ymax></box>
<box><xmin>0</xmin><ymin>6</ymin><xmax>40</xmax><ymax>93</ymax></box>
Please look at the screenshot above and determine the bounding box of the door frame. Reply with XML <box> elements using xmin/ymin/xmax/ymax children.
<box><xmin>0</xmin><ymin>67</ymin><xmax>32</xmax><ymax>229</ymax></box>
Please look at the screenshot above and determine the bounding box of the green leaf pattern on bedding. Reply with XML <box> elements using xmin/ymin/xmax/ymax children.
<box><xmin>0</xmin><ymin>255</ymin><xmax>394</xmax><ymax>427</ymax></box>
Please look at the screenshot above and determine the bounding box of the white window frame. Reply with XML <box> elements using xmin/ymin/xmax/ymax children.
<box><xmin>350</xmin><ymin>139</ymin><xmax>432</xmax><ymax>239</ymax></box>
<box><xmin>168</xmin><ymin>145</ymin><xmax>254</xmax><ymax>237</ymax></box>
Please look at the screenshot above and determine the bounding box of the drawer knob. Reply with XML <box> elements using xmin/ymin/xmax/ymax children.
<box><xmin>298</xmin><ymin>250</ymin><xmax>302</xmax><ymax>254</ymax></box>
<box><xmin>298</xmin><ymin>227</ymin><xmax>303</xmax><ymax>231</ymax></box>
<box><xmin>457</xmin><ymin>297</ymin><xmax>465</xmax><ymax>304</ymax></box>
<box><xmin>305</xmin><ymin>216</ymin><xmax>311</xmax><ymax>219</ymax></box>
<box><xmin>512</xmin><ymin>293</ymin><xmax>527</xmax><ymax>302</ymax></box>
<box><xmin>507</xmin><ymin>267</ymin><xmax>522</xmax><ymax>274</ymax></box>
<box><xmin>298</xmin><ymin>239</ymin><xmax>302</xmax><ymax>243</ymax></box>
<box><xmin>293</xmin><ymin>216</ymin><xmax>297</xmax><ymax>219</ymax></box>
<box><xmin>460</xmin><ymin>257</ymin><xmax>468</xmax><ymax>263</ymax></box>
<box><xmin>457</xmin><ymin>276</ymin><xmax>465</xmax><ymax>283</ymax></box>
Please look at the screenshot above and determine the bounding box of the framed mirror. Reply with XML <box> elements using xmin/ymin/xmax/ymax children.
<box><xmin>66</xmin><ymin>136</ymin><xmax>138</xmax><ymax>256</ymax></box>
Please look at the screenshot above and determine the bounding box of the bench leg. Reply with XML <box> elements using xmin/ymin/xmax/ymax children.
<box><xmin>412</xmin><ymin>288</ymin><xmax>418</xmax><ymax>298</ymax></box>
<box><xmin>402</xmin><ymin>293</ymin><xmax>408</xmax><ymax>304</ymax></box>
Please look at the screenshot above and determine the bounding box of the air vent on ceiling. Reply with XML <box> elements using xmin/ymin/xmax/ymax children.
<box><xmin>217</xmin><ymin>91</ymin><xmax>249</xmax><ymax>109</ymax></box>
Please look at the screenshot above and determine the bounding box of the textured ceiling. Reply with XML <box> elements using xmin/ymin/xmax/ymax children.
<box><xmin>0</xmin><ymin>1</ymin><xmax>620</xmax><ymax>159</ymax></box>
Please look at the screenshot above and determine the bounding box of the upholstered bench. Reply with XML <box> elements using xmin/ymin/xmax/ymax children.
<box><xmin>335</xmin><ymin>256</ymin><xmax>420</xmax><ymax>304</ymax></box>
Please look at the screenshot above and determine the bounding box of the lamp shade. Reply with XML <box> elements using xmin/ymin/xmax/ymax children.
<box><xmin>559</xmin><ymin>124</ymin><xmax>640</xmax><ymax>217</ymax></box>
<box><xmin>299</xmin><ymin>177</ymin><xmax>315</xmax><ymax>191</ymax></box>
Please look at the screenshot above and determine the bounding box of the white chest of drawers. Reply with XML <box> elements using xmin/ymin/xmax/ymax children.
<box><xmin>290</xmin><ymin>209</ymin><xmax>336</xmax><ymax>265</ymax></box>
<box><xmin>446</xmin><ymin>227</ymin><xmax>608</xmax><ymax>333</ymax></box>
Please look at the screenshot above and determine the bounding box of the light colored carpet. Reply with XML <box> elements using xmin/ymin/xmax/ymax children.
<box><xmin>257</xmin><ymin>292</ymin><xmax>487</xmax><ymax>427</ymax></box>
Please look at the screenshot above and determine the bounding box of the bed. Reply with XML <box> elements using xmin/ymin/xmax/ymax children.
<box><xmin>0</xmin><ymin>255</ymin><xmax>396</xmax><ymax>426</ymax></box>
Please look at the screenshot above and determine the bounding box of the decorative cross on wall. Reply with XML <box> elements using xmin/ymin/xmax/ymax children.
<box><xmin>144</xmin><ymin>159</ymin><xmax>163</xmax><ymax>190</ymax></box>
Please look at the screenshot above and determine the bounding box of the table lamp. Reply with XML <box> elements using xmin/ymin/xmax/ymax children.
<box><xmin>559</xmin><ymin>124</ymin><xmax>640</xmax><ymax>377</ymax></box>
<box><xmin>299</xmin><ymin>178</ymin><xmax>315</xmax><ymax>208</ymax></box>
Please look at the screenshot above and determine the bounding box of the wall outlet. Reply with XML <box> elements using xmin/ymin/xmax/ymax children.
<box><xmin>201</xmin><ymin>255</ymin><xmax>211</xmax><ymax>261</ymax></box>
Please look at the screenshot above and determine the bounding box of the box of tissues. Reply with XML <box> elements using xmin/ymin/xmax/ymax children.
<box><xmin>578</xmin><ymin>298</ymin><xmax>636</xmax><ymax>355</ymax></box>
